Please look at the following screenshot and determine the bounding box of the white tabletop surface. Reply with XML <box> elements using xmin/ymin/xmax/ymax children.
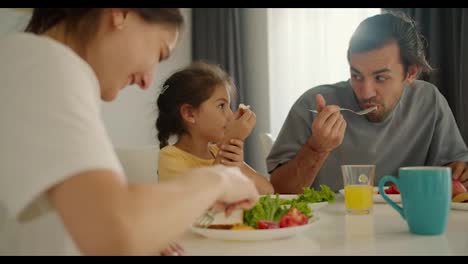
<box><xmin>179</xmin><ymin>195</ymin><xmax>468</xmax><ymax>255</ymax></box>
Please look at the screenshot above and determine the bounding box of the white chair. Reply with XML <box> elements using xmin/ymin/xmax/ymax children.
<box><xmin>259</xmin><ymin>132</ymin><xmax>274</xmax><ymax>161</ymax></box>
<box><xmin>114</xmin><ymin>146</ymin><xmax>159</xmax><ymax>183</ymax></box>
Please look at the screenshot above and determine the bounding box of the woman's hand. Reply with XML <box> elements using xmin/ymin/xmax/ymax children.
<box><xmin>212</xmin><ymin>165</ymin><xmax>259</xmax><ymax>210</ymax></box>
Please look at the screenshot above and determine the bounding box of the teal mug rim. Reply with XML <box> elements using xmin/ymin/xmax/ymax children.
<box><xmin>341</xmin><ymin>165</ymin><xmax>376</xmax><ymax>168</ymax></box>
<box><xmin>400</xmin><ymin>166</ymin><xmax>450</xmax><ymax>171</ymax></box>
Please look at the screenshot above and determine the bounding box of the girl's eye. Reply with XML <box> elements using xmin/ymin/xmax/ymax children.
<box><xmin>218</xmin><ymin>103</ymin><xmax>225</xmax><ymax>109</ymax></box>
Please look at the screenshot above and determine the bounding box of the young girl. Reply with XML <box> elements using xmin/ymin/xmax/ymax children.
<box><xmin>156</xmin><ymin>62</ymin><xmax>274</xmax><ymax>194</ymax></box>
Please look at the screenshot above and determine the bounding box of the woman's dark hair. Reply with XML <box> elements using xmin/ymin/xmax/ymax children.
<box><xmin>156</xmin><ymin>61</ymin><xmax>236</xmax><ymax>148</ymax></box>
<box><xmin>25</xmin><ymin>8</ymin><xmax>184</xmax><ymax>40</ymax></box>
<box><xmin>347</xmin><ymin>11</ymin><xmax>432</xmax><ymax>77</ymax></box>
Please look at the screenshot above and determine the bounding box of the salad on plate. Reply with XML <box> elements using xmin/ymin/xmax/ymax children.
<box><xmin>191</xmin><ymin>185</ymin><xmax>335</xmax><ymax>240</ymax></box>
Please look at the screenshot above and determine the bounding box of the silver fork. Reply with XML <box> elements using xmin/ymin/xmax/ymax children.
<box><xmin>308</xmin><ymin>106</ymin><xmax>377</xmax><ymax>115</ymax></box>
<box><xmin>195</xmin><ymin>210</ymin><xmax>216</xmax><ymax>228</ymax></box>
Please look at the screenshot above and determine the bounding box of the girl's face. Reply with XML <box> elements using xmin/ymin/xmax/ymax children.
<box><xmin>87</xmin><ymin>9</ymin><xmax>179</xmax><ymax>101</ymax></box>
<box><xmin>193</xmin><ymin>85</ymin><xmax>233</xmax><ymax>142</ymax></box>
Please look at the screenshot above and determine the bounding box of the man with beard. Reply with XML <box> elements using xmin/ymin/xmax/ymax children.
<box><xmin>267</xmin><ymin>12</ymin><xmax>468</xmax><ymax>193</ymax></box>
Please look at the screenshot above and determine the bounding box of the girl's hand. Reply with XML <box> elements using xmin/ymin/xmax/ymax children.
<box><xmin>217</xmin><ymin>139</ymin><xmax>244</xmax><ymax>168</ymax></box>
<box><xmin>224</xmin><ymin>109</ymin><xmax>256</xmax><ymax>141</ymax></box>
<box><xmin>160</xmin><ymin>242</ymin><xmax>184</xmax><ymax>256</ymax></box>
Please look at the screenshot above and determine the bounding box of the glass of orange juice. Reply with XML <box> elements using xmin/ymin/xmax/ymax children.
<box><xmin>341</xmin><ymin>165</ymin><xmax>375</xmax><ymax>214</ymax></box>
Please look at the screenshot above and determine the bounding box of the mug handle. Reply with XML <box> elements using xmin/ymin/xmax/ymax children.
<box><xmin>378</xmin><ymin>176</ymin><xmax>405</xmax><ymax>220</ymax></box>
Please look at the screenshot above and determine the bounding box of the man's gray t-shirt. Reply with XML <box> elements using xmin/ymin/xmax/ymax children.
<box><xmin>267</xmin><ymin>80</ymin><xmax>468</xmax><ymax>192</ymax></box>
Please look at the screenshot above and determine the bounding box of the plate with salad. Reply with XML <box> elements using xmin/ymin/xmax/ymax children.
<box><xmin>191</xmin><ymin>215</ymin><xmax>320</xmax><ymax>241</ymax></box>
<box><xmin>191</xmin><ymin>185</ymin><xmax>335</xmax><ymax>241</ymax></box>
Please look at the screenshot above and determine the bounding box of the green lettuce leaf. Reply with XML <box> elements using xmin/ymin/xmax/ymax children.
<box><xmin>243</xmin><ymin>185</ymin><xmax>335</xmax><ymax>228</ymax></box>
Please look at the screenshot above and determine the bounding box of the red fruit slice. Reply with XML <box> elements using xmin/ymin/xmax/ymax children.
<box><xmin>452</xmin><ymin>179</ymin><xmax>467</xmax><ymax>198</ymax></box>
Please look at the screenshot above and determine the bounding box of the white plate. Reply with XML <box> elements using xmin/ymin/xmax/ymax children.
<box><xmin>451</xmin><ymin>202</ymin><xmax>468</xmax><ymax>211</ymax></box>
<box><xmin>338</xmin><ymin>187</ymin><xmax>401</xmax><ymax>203</ymax></box>
<box><xmin>191</xmin><ymin>215</ymin><xmax>319</xmax><ymax>241</ymax></box>
<box><xmin>269</xmin><ymin>194</ymin><xmax>329</xmax><ymax>211</ymax></box>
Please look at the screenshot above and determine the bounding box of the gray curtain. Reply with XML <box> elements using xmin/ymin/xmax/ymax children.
<box><xmin>192</xmin><ymin>8</ymin><xmax>245</xmax><ymax>109</ymax></box>
<box><xmin>386</xmin><ymin>8</ymin><xmax>468</xmax><ymax>144</ymax></box>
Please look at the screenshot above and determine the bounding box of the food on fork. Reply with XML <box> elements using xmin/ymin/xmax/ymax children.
<box><xmin>236</xmin><ymin>103</ymin><xmax>251</xmax><ymax>117</ymax></box>
<box><xmin>239</xmin><ymin>103</ymin><xmax>250</xmax><ymax>110</ymax></box>
<box><xmin>239</xmin><ymin>104</ymin><xmax>250</xmax><ymax>109</ymax></box>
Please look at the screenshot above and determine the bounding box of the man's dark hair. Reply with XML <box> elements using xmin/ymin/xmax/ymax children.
<box><xmin>347</xmin><ymin>11</ymin><xmax>432</xmax><ymax>76</ymax></box>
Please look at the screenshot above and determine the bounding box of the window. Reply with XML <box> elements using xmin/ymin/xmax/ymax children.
<box><xmin>267</xmin><ymin>8</ymin><xmax>381</xmax><ymax>138</ymax></box>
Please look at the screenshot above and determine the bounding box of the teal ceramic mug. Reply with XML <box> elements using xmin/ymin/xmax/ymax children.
<box><xmin>378</xmin><ymin>166</ymin><xmax>451</xmax><ymax>235</ymax></box>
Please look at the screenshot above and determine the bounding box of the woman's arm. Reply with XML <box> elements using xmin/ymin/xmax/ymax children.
<box><xmin>48</xmin><ymin>165</ymin><xmax>258</xmax><ymax>255</ymax></box>
<box><xmin>240</xmin><ymin>162</ymin><xmax>274</xmax><ymax>194</ymax></box>
<box><xmin>214</xmin><ymin>139</ymin><xmax>274</xmax><ymax>195</ymax></box>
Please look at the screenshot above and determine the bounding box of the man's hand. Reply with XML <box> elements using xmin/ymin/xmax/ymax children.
<box><xmin>306</xmin><ymin>94</ymin><xmax>346</xmax><ymax>153</ymax></box>
<box><xmin>448</xmin><ymin>161</ymin><xmax>468</xmax><ymax>188</ymax></box>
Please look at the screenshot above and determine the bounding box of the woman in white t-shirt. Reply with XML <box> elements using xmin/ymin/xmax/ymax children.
<box><xmin>0</xmin><ymin>8</ymin><xmax>259</xmax><ymax>256</ymax></box>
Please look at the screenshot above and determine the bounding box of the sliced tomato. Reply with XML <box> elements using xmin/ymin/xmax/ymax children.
<box><xmin>385</xmin><ymin>185</ymin><xmax>400</xmax><ymax>194</ymax></box>
<box><xmin>279</xmin><ymin>208</ymin><xmax>308</xmax><ymax>228</ymax></box>
<box><xmin>257</xmin><ymin>220</ymin><xmax>279</xmax><ymax>229</ymax></box>
<box><xmin>279</xmin><ymin>215</ymin><xmax>299</xmax><ymax>228</ymax></box>
<box><xmin>452</xmin><ymin>179</ymin><xmax>467</xmax><ymax>198</ymax></box>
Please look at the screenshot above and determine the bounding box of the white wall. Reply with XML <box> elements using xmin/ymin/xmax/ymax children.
<box><xmin>101</xmin><ymin>8</ymin><xmax>192</xmax><ymax>147</ymax></box>
<box><xmin>241</xmin><ymin>8</ymin><xmax>271</xmax><ymax>175</ymax></box>
<box><xmin>0</xmin><ymin>8</ymin><xmax>30</xmax><ymax>34</ymax></box>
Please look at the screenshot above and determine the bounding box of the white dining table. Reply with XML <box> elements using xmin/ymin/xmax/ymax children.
<box><xmin>178</xmin><ymin>194</ymin><xmax>468</xmax><ymax>255</ymax></box>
